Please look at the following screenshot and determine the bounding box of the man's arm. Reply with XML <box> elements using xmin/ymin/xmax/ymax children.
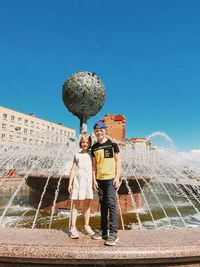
<box><xmin>113</xmin><ymin>152</ymin><xmax>121</xmax><ymax>189</ymax></box>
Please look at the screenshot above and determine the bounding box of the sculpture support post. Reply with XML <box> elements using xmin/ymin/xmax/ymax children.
<box><xmin>80</xmin><ymin>116</ymin><xmax>87</xmax><ymax>134</ymax></box>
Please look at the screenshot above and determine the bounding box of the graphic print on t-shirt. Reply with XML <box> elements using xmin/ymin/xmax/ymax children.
<box><xmin>104</xmin><ymin>146</ymin><xmax>113</xmax><ymax>158</ymax></box>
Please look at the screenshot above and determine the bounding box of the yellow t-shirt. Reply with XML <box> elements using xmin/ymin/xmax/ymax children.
<box><xmin>91</xmin><ymin>139</ymin><xmax>120</xmax><ymax>180</ymax></box>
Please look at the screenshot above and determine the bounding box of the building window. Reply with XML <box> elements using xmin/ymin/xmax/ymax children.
<box><xmin>23</xmin><ymin>137</ymin><xmax>27</xmax><ymax>142</ymax></box>
<box><xmin>16</xmin><ymin>127</ymin><xmax>22</xmax><ymax>133</ymax></box>
<box><xmin>1</xmin><ymin>134</ymin><xmax>6</xmax><ymax>140</ymax></box>
<box><xmin>18</xmin><ymin>117</ymin><xmax>22</xmax><ymax>123</ymax></box>
<box><xmin>9</xmin><ymin>135</ymin><xmax>13</xmax><ymax>141</ymax></box>
<box><xmin>11</xmin><ymin>115</ymin><xmax>15</xmax><ymax>121</ymax></box>
<box><xmin>36</xmin><ymin>123</ymin><xmax>40</xmax><ymax>129</ymax></box>
<box><xmin>31</xmin><ymin>121</ymin><xmax>34</xmax><ymax>127</ymax></box>
<box><xmin>2</xmin><ymin>123</ymin><xmax>7</xmax><ymax>130</ymax></box>
<box><xmin>24</xmin><ymin>128</ymin><xmax>28</xmax><ymax>134</ymax></box>
<box><xmin>10</xmin><ymin>125</ymin><xmax>14</xmax><ymax>132</ymax></box>
<box><xmin>30</xmin><ymin>130</ymin><xmax>34</xmax><ymax>135</ymax></box>
<box><xmin>3</xmin><ymin>113</ymin><xmax>8</xmax><ymax>120</ymax></box>
<box><xmin>24</xmin><ymin>119</ymin><xmax>28</xmax><ymax>125</ymax></box>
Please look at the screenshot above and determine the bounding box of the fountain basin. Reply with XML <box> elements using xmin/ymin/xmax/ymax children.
<box><xmin>25</xmin><ymin>174</ymin><xmax>151</xmax><ymax>195</ymax></box>
<box><xmin>0</xmin><ymin>227</ymin><xmax>200</xmax><ymax>266</ymax></box>
<box><xmin>24</xmin><ymin>174</ymin><xmax>149</xmax><ymax>212</ymax></box>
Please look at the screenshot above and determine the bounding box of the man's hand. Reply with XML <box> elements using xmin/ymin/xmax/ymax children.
<box><xmin>113</xmin><ymin>178</ymin><xmax>120</xmax><ymax>189</ymax></box>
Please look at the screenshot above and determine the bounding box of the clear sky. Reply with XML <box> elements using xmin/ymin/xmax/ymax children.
<box><xmin>0</xmin><ymin>0</ymin><xmax>200</xmax><ymax>152</ymax></box>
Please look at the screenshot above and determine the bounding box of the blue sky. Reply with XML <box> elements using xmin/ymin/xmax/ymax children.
<box><xmin>0</xmin><ymin>0</ymin><xmax>200</xmax><ymax>151</ymax></box>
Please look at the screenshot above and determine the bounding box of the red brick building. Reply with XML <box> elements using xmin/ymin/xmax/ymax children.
<box><xmin>104</xmin><ymin>114</ymin><xmax>126</xmax><ymax>145</ymax></box>
<box><xmin>103</xmin><ymin>114</ymin><xmax>152</xmax><ymax>150</ymax></box>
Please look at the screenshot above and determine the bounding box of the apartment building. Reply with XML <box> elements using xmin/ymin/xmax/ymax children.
<box><xmin>104</xmin><ymin>114</ymin><xmax>126</xmax><ymax>145</ymax></box>
<box><xmin>0</xmin><ymin>106</ymin><xmax>76</xmax><ymax>146</ymax></box>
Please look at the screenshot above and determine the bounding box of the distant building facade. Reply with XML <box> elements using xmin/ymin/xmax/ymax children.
<box><xmin>104</xmin><ymin>114</ymin><xmax>126</xmax><ymax>145</ymax></box>
<box><xmin>0</xmin><ymin>106</ymin><xmax>76</xmax><ymax>146</ymax></box>
<box><xmin>126</xmin><ymin>137</ymin><xmax>153</xmax><ymax>150</ymax></box>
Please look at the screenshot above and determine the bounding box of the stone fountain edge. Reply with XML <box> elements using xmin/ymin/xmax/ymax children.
<box><xmin>0</xmin><ymin>228</ymin><xmax>200</xmax><ymax>265</ymax></box>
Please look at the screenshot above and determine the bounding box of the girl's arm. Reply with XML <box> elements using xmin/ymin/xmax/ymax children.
<box><xmin>68</xmin><ymin>156</ymin><xmax>77</xmax><ymax>194</ymax></box>
<box><xmin>92</xmin><ymin>157</ymin><xmax>99</xmax><ymax>191</ymax></box>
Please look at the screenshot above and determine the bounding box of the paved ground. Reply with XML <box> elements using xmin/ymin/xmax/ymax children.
<box><xmin>0</xmin><ymin>227</ymin><xmax>200</xmax><ymax>266</ymax></box>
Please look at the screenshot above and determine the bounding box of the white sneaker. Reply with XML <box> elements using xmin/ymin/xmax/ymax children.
<box><xmin>84</xmin><ymin>225</ymin><xmax>95</xmax><ymax>236</ymax></box>
<box><xmin>69</xmin><ymin>227</ymin><xmax>79</xmax><ymax>239</ymax></box>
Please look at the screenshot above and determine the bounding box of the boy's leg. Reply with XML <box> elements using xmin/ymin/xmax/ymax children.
<box><xmin>98</xmin><ymin>180</ymin><xmax>108</xmax><ymax>236</ymax></box>
<box><xmin>104</xmin><ymin>180</ymin><xmax>118</xmax><ymax>246</ymax></box>
<box><xmin>106</xmin><ymin>179</ymin><xmax>118</xmax><ymax>235</ymax></box>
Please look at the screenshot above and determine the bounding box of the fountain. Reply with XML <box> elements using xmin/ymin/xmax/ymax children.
<box><xmin>1</xmin><ymin>134</ymin><xmax>200</xmax><ymax>229</ymax></box>
<box><xmin>1</xmin><ymin>71</ymin><xmax>200</xmax><ymax>265</ymax></box>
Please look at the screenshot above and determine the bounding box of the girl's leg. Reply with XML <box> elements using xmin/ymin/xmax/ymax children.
<box><xmin>82</xmin><ymin>199</ymin><xmax>95</xmax><ymax>236</ymax></box>
<box><xmin>82</xmin><ymin>199</ymin><xmax>90</xmax><ymax>226</ymax></box>
<box><xmin>69</xmin><ymin>200</ymin><xmax>80</xmax><ymax>239</ymax></box>
<box><xmin>71</xmin><ymin>200</ymin><xmax>79</xmax><ymax>228</ymax></box>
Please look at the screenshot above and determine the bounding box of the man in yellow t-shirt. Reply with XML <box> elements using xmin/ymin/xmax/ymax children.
<box><xmin>91</xmin><ymin>120</ymin><xmax>121</xmax><ymax>246</ymax></box>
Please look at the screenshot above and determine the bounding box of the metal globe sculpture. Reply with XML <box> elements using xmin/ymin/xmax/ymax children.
<box><xmin>62</xmin><ymin>71</ymin><xmax>106</xmax><ymax>133</ymax></box>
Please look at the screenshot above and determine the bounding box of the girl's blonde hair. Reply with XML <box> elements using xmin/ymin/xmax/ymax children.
<box><xmin>79</xmin><ymin>134</ymin><xmax>92</xmax><ymax>149</ymax></box>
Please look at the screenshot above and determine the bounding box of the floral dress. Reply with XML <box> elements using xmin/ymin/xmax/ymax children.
<box><xmin>71</xmin><ymin>152</ymin><xmax>94</xmax><ymax>200</ymax></box>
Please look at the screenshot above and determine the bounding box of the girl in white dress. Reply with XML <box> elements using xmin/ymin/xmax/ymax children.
<box><xmin>68</xmin><ymin>134</ymin><xmax>95</xmax><ymax>239</ymax></box>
